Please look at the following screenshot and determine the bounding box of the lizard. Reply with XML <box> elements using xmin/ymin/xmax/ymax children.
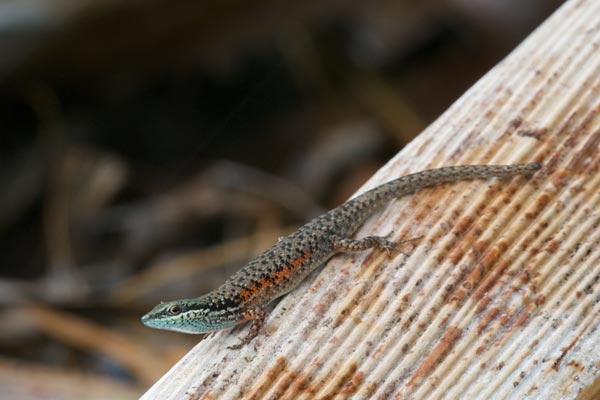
<box><xmin>141</xmin><ymin>162</ymin><xmax>540</xmax><ymax>349</ymax></box>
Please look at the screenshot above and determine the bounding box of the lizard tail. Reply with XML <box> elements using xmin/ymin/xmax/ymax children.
<box><xmin>376</xmin><ymin>162</ymin><xmax>540</xmax><ymax>199</ymax></box>
<box><xmin>331</xmin><ymin>163</ymin><xmax>540</xmax><ymax>235</ymax></box>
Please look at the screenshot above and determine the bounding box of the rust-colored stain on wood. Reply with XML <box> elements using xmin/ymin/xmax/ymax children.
<box><xmin>407</xmin><ymin>326</ymin><xmax>463</xmax><ymax>387</ymax></box>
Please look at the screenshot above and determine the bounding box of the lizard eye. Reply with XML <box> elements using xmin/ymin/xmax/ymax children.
<box><xmin>168</xmin><ymin>305</ymin><xmax>182</xmax><ymax>315</ymax></box>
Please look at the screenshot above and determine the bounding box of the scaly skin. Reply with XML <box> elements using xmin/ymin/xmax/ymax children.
<box><xmin>141</xmin><ymin>163</ymin><xmax>540</xmax><ymax>348</ymax></box>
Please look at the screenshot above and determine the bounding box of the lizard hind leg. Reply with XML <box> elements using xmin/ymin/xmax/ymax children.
<box><xmin>332</xmin><ymin>234</ymin><xmax>423</xmax><ymax>257</ymax></box>
<box><xmin>227</xmin><ymin>307</ymin><xmax>267</xmax><ymax>350</ymax></box>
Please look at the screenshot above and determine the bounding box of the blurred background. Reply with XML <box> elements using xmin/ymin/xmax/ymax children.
<box><xmin>0</xmin><ymin>0</ymin><xmax>564</xmax><ymax>398</ymax></box>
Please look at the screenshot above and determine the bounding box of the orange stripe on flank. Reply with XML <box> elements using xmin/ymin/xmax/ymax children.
<box><xmin>237</xmin><ymin>250</ymin><xmax>313</xmax><ymax>304</ymax></box>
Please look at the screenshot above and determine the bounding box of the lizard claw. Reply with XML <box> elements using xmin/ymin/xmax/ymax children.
<box><xmin>382</xmin><ymin>235</ymin><xmax>424</xmax><ymax>258</ymax></box>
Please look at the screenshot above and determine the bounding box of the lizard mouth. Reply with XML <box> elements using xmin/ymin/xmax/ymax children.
<box><xmin>140</xmin><ymin>312</ymin><xmax>154</xmax><ymax>326</ymax></box>
<box><xmin>140</xmin><ymin>310</ymin><xmax>168</xmax><ymax>328</ymax></box>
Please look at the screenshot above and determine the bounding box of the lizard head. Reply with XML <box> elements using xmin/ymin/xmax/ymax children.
<box><xmin>141</xmin><ymin>297</ymin><xmax>240</xmax><ymax>333</ymax></box>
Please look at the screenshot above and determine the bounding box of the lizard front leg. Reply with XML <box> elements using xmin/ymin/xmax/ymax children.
<box><xmin>227</xmin><ymin>307</ymin><xmax>267</xmax><ymax>350</ymax></box>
